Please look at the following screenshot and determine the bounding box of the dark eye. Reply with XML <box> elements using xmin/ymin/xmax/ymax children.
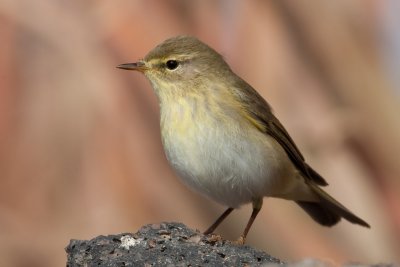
<box><xmin>166</xmin><ymin>60</ymin><xmax>179</xmax><ymax>70</ymax></box>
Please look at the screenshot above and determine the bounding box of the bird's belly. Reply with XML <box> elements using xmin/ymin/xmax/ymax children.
<box><xmin>161</xmin><ymin>115</ymin><xmax>295</xmax><ymax>208</ymax></box>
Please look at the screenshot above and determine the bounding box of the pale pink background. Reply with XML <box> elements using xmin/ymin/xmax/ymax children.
<box><xmin>0</xmin><ymin>1</ymin><xmax>399</xmax><ymax>266</ymax></box>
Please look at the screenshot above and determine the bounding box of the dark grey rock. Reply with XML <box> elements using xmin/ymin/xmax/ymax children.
<box><xmin>66</xmin><ymin>222</ymin><xmax>283</xmax><ymax>267</ymax></box>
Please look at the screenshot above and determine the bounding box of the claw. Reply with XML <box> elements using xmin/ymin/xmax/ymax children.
<box><xmin>233</xmin><ymin>235</ymin><xmax>246</xmax><ymax>245</ymax></box>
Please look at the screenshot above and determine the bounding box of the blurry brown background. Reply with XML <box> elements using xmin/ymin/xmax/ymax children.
<box><xmin>1</xmin><ymin>0</ymin><xmax>400</xmax><ymax>266</ymax></box>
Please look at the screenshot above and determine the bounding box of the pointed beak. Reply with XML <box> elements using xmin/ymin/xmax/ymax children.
<box><xmin>116</xmin><ymin>61</ymin><xmax>148</xmax><ymax>72</ymax></box>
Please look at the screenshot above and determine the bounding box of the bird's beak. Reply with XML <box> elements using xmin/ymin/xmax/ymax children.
<box><xmin>116</xmin><ymin>61</ymin><xmax>148</xmax><ymax>72</ymax></box>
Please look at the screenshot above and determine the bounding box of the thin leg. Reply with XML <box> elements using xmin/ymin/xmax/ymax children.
<box><xmin>204</xmin><ymin>207</ymin><xmax>234</xmax><ymax>234</ymax></box>
<box><xmin>236</xmin><ymin>198</ymin><xmax>263</xmax><ymax>244</ymax></box>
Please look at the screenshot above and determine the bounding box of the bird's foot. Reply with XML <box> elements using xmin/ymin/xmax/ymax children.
<box><xmin>203</xmin><ymin>233</ymin><xmax>222</xmax><ymax>244</ymax></box>
<box><xmin>232</xmin><ymin>235</ymin><xmax>246</xmax><ymax>245</ymax></box>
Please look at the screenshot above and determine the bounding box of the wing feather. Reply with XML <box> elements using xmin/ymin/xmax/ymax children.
<box><xmin>231</xmin><ymin>77</ymin><xmax>328</xmax><ymax>186</ymax></box>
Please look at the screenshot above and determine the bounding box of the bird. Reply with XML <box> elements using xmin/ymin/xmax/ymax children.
<box><xmin>117</xmin><ymin>35</ymin><xmax>370</xmax><ymax>244</ymax></box>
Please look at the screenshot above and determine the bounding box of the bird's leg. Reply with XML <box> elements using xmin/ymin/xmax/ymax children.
<box><xmin>204</xmin><ymin>207</ymin><xmax>234</xmax><ymax>235</ymax></box>
<box><xmin>236</xmin><ymin>198</ymin><xmax>263</xmax><ymax>244</ymax></box>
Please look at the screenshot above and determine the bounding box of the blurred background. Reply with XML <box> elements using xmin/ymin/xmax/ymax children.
<box><xmin>1</xmin><ymin>0</ymin><xmax>400</xmax><ymax>266</ymax></box>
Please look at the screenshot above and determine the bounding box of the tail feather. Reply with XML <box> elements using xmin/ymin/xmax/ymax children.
<box><xmin>297</xmin><ymin>183</ymin><xmax>370</xmax><ymax>228</ymax></box>
<box><xmin>297</xmin><ymin>201</ymin><xmax>341</xmax><ymax>226</ymax></box>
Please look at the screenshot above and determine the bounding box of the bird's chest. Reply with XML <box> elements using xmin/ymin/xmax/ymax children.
<box><xmin>159</xmin><ymin>98</ymin><xmax>282</xmax><ymax>207</ymax></box>
<box><xmin>160</xmin><ymin>98</ymin><xmax>247</xmax><ymax>174</ymax></box>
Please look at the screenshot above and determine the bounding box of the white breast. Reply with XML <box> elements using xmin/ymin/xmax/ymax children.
<box><xmin>159</xmin><ymin>96</ymin><xmax>299</xmax><ymax>208</ymax></box>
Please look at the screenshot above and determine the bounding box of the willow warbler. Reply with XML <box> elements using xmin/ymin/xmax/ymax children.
<box><xmin>117</xmin><ymin>35</ymin><xmax>369</xmax><ymax>243</ymax></box>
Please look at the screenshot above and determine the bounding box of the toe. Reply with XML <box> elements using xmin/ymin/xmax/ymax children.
<box><xmin>233</xmin><ymin>235</ymin><xmax>245</xmax><ymax>245</ymax></box>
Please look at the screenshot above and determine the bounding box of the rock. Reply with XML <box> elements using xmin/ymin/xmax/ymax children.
<box><xmin>66</xmin><ymin>222</ymin><xmax>283</xmax><ymax>266</ymax></box>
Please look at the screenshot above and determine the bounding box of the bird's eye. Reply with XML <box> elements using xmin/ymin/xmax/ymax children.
<box><xmin>166</xmin><ymin>60</ymin><xmax>179</xmax><ymax>70</ymax></box>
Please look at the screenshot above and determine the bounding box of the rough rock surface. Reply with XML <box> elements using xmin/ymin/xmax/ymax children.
<box><xmin>66</xmin><ymin>222</ymin><xmax>283</xmax><ymax>266</ymax></box>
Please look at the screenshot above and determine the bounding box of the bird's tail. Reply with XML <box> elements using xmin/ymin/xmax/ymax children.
<box><xmin>296</xmin><ymin>183</ymin><xmax>370</xmax><ymax>228</ymax></box>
